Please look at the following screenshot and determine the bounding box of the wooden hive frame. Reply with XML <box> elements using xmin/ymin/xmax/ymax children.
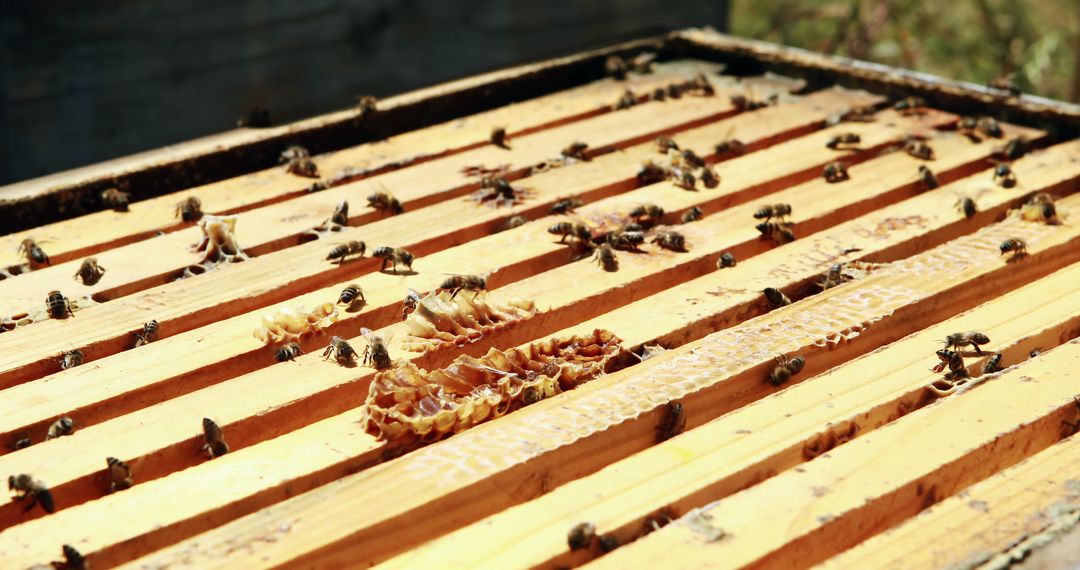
<box><xmin>1</xmin><ymin>28</ymin><xmax>1079</xmax><ymax>569</ymax></box>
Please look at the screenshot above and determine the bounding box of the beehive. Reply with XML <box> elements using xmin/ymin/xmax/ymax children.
<box><xmin>1</xmin><ymin>28</ymin><xmax>1079</xmax><ymax>569</ymax></box>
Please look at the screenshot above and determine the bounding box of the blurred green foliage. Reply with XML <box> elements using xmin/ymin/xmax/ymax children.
<box><xmin>730</xmin><ymin>0</ymin><xmax>1080</xmax><ymax>102</ymax></box>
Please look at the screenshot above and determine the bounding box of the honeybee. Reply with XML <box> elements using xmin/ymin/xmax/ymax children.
<box><xmin>893</xmin><ymin>96</ymin><xmax>925</xmax><ymax>114</ymax></box>
<box><xmin>237</xmin><ymin>106</ymin><xmax>272</xmax><ymax>128</ymax></box>
<box><xmin>763</xmin><ymin>287</ymin><xmax>791</xmax><ymax>308</ymax></box>
<box><xmin>672</xmin><ymin>168</ymin><xmax>696</xmax><ymax>190</ymax></box>
<box><xmin>57</xmin><ymin>349</ymin><xmax>84</xmax><ymax>370</ymax></box>
<box><xmin>106</xmin><ymin>456</ymin><xmax>133</xmax><ymax>492</ymax></box>
<box><xmin>101</xmin><ymin>188</ymin><xmax>131</xmax><ymax>211</ymax></box>
<box><xmin>730</xmin><ymin>93</ymin><xmax>767</xmax><ymax>111</ymax></box>
<box><xmin>904</xmin><ymin>139</ymin><xmax>935</xmax><ymax>160</ymax></box>
<box><xmin>1021</xmin><ymin>193</ymin><xmax>1059</xmax><ymax>224</ymax></box>
<box><xmin>329</xmin><ymin>200</ymin><xmax>349</xmax><ymax>226</ymax></box>
<box><xmin>599</xmin><ymin>534</ymin><xmax>620</xmax><ymax>553</ymax></box>
<box><xmin>681</xmin><ymin>206</ymin><xmax>703</xmax><ymax>223</ymax></box>
<box><xmin>176</xmin><ymin>196</ymin><xmax>203</xmax><ymax>222</ymax></box>
<box><xmin>700</xmin><ymin>166</ymin><xmax>720</xmax><ymax>189</ymax></box>
<box><xmin>133</xmin><ymin>320</ymin><xmax>159</xmax><ymax>347</ymax></box>
<box><xmin>607</xmin><ymin>230</ymin><xmax>645</xmax><ymax>251</ymax></box>
<box><xmin>630</xmin><ymin>204</ymin><xmax>665</xmax><ymax>221</ymax></box>
<box><xmin>918</xmin><ymin>165</ymin><xmax>939</xmax><ymax>190</ymax></box>
<box><xmin>999</xmin><ymin>238</ymin><xmax>1027</xmax><ymax>260</ymax></box>
<box><xmin>614</xmin><ymin>89</ymin><xmax>637</xmax><ymax>110</ymax></box>
<box><xmin>500</xmin><ymin>215</ymin><xmax>527</xmax><ymax>232</ymax></box>
<box><xmin>46</xmin><ymin>291</ymin><xmax>75</xmax><ymax>319</ymax></box>
<box><xmin>440</xmin><ymin>274</ymin><xmax>487</xmax><ymax>299</ymax></box>
<box><xmin>931</xmin><ymin>349</ymin><xmax>965</xmax><ymax>374</ymax></box>
<box><xmin>355</xmin><ymin>96</ymin><xmax>378</xmax><ymax>116</ymax></box>
<box><xmin>756</xmin><ymin>222</ymin><xmax>796</xmax><ymax>244</ymax></box>
<box><xmin>993</xmin><ymin>164</ymin><xmax>1017</xmax><ymax>188</ymax></box>
<box><xmin>982</xmin><ymin>353</ymin><xmax>1003</xmax><ymax>374</ymax></box>
<box><xmin>826</xmin><ymin>105</ymin><xmax>877</xmax><ymax>126</ymax></box>
<box><xmin>275</xmin><ymin>342</ymin><xmax>304</xmax><ymax>362</ymax></box>
<box><xmin>666</xmin><ymin>83</ymin><xmax>684</xmax><ymax>99</ymax></box>
<box><xmin>681</xmin><ymin>149</ymin><xmax>706</xmax><ymax>169</ymax></box>
<box><xmin>202</xmin><ymin>417</ymin><xmax>229</xmax><ymax>458</ymax></box>
<box><xmin>818</xmin><ymin>263</ymin><xmax>847</xmax><ymax>290</ymax></box>
<box><xmin>717</xmin><ymin>251</ymin><xmax>736</xmax><ymax>268</ymax></box>
<box><xmin>55</xmin><ymin>544</ymin><xmax>87</xmax><ymax>570</ymax></box>
<box><xmin>19</xmin><ymin>238</ymin><xmax>50</xmax><ymax>266</ymax></box>
<box><xmin>650</xmin><ymin>87</ymin><xmax>667</xmax><ymax>102</ymax></box>
<box><xmin>593</xmin><ymin>244</ymin><xmax>618</xmax><ymax>271</ymax></box>
<box><xmin>686</xmin><ymin>73</ymin><xmax>715</xmax><ymax>96</ymax></box>
<box><xmin>568</xmin><ymin>521</ymin><xmax>597</xmax><ymax>551</ymax></box>
<box><xmin>338</xmin><ymin>284</ymin><xmax>364</xmax><ymax>309</ymax></box>
<box><xmin>561</xmin><ymin>142</ymin><xmax>589</xmax><ymax>161</ymax></box>
<box><xmin>631</xmin><ymin>52</ymin><xmax>657</xmax><ymax>73</ymax></box>
<box><xmin>651</xmin><ymin>230</ymin><xmax>687</xmax><ymax>252</ymax></box>
<box><xmin>944</xmin><ymin>366</ymin><xmax>970</xmax><ymax>381</ymax></box>
<box><xmin>826</xmin><ymin>133</ymin><xmax>861</xmax><ymax>150</ymax></box>
<box><xmin>490</xmin><ymin>127</ymin><xmax>511</xmax><ymax>149</ymax></box>
<box><xmin>13</xmin><ymin>438</ymin><xmax>32</xmax><ymax>450</ymax></box>
<box><xmin>361</xmin><ymin>327</ymin><xmax>392</xmax><ymax>370</ymax></box>
<box><xmin>322</xmin><ymin>336</ymin><xmax>357</xmax><ymax>365</ymax></box>
<box><xmin>638</xmin><ymin>161</ymin><xmax>667</xmax><ymax>185</ymax></box>
<box><xmin>976</xmin><ymin>116</ymin><xmax>1003</xmax><ymax>138</ymax></box>
<box><xmin>281</xmin><ymin>146</ymin><xmax>319</xmax><ymax>178</ymax></box>
<box><xmin>367</xmin><ymin>190</ymin><xmax>404</xmax><ymax>215</ymax></box>
<box><xmin>823</xmin><ymin>161</ymin><xmax>849</xmax><ymax>183</ymax></box>
<box><xmin>549</xmin><ymin>198</ymin><xmax>583</xmax><ymax>215</ymax></box>
<box><xmin>622</xmin><ymin>222</ymin><xmax>643</xmax><ymax>233</ymax></box>
<box><xmin>656</xmin><ymin>401</ymin><xmax>686</xmax><ymax>442</ymax></box>
<box><xmin>8</xmin><ymin>474</ymin><xmax>54</xmax><ymax>513</ymax></box>
<box><xmin>372</xmin><ymin>246</ymin><xmax>415</xmax><ymax>272</ymax></box>
<box><xmin>956</xmin><ymin>197</ymin><xmax>977</xmax><ymax>218</ymax></box>
<box><xmin>46</xmin><ymin>417</ymin><xmax>74</xmax><ymax>440</ymax></box>
<box><xmin>714</xmin><ymin>137</ymin><xmax>747</xmax><ymax>157</ymax></box>
<box><xmin>604</xmin><ymin>55</ymin><xmax>628</xmax><ymax>79</ymax></box>
<box><xmin>655</xmin><ymin>136</ymin><xmax>679</xmax><ymax>153</ymax></box>
<box><xmin>988</xmin><ymin>76</ymin><xmax>1021</xmax><ymax>97</ymax></box>
<box><xmin>402</xmin><ymin>288</ymin><xmax>424</xmax><ymax>320</ymax></box>
<box><xmin>74</xmin><ymin>258</ymin><xmax>106</xmax><ymax>286</ymax></box>
<box><xmin>547</xmin><ymin>222</ymin><xmax>586</xmax><ymax>243</ymax></box>
<box><xmin>943</xmin><ymin>331</ymin><xmax>991</xmax><ymax>354</ymax></box>
<box><xmin>753</xmin><ymin>203</ymin><xmax>792</xmax><ymax>221</ymax></box>
<box><xmin>1001</xmin><ymin>136</ymin><xmax>1030</xmax><ymax>160</ymax></box>
<box><xmin>768</xmin><ymin>354</ymin><xmax>806</xmax><ymax>386</ymax></box>
<box><xmin>327</xmin><ymin>241</ymin><xmax>366</xmax><ymax>264</ymax></box>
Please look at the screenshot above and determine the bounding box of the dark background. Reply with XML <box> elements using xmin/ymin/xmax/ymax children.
<box><xmin>0</xmin><ymin>0</ymin><xmax>729</xmax><ymax>185</ymax></box>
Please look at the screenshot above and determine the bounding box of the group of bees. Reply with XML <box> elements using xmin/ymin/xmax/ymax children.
<box><xmin>931</xmin><ymin>331</ymin><xmax>1002</xmax><ymax>384</ymax></box>
<box><xmin>638</xmin><ymin>136</ymin><xmax>720</xmax><ymax>191</ymax></box>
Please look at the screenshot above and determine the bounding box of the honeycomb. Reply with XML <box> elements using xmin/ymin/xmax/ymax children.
<box><xmin>252</xmin><ymin>302</ymin><xmax>339</xmax><ymax>344</ymax></box>
<box><xmin>180</xmin><ymin>214</ymin><xmax>250</xmax><ymax>278</ymax></box>
<box><xmin>400</xmin><ymin>290</ymin><xmax>537</xmax><ymax>353</ymax></box>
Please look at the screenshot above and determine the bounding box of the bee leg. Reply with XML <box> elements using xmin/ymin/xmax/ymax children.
<box><xmin>448</xmin><ymin>288</ymin><xmax>461</xmax><ymax>301</ymax></box>
<box><xmin>380</xmin><ymin>258</ymin><xmax>389</xmax><ymax>271</ymax></box>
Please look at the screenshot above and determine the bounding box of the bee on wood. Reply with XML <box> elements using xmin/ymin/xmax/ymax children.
<box><xmin>931</xmin><ymin>349</ymin><xmax>966</xmax><ymax>374</ymax></box>
<box><xmin>275</xmin><ymin>342</ymin><xmax>304</xmax><ymax>362</ymax></box>
<box><xmin>133</xmin><ymin>320</ymin><xmax>159</xmax><ymax>347</ymax></box>
<box><xmin>327</xmin><ymin>241</ymin><xmax>366</xmax><ymax>264</ymax></box>
<box><xmin>361</xmin><ymin>327</ymin><xmax>392</xmax><ymax>370</ymax></box>
<box><xmin>918</xmin><ymin>165</ymin><xmax>939</xmax><ymax>190</ymax></box>
<box><xmin>638</xmin><ymin>161</ymin><xmax>667</xmax><ymax>185</ymax></box>
<box><xmin>607</xmin><ymin>230</ymin><xmax>646</xmax><ymax>252</ymax></box>
<box><xmin>338</xmin><ymin>284</ymin><xmax>365</xmax><ymax>309</ymax></box>
<box><xmin>666</xmin><ymin>82</ymin><xmax>685</xmax><ymax>99</ymax></box>
<box><xmin>366</xmin><ymin>190</ymin><xmax>404</xmax><ymax>215</ymax></box>
<box><xmin>13</xmin><ymin>438</ymin><xmax>32</xmax><ymax>450</ymax></box>
<box><xmin>8</xmin><ymin>474</ymin><xmax>54</xmax><ymax>513</ymax></box>
<box><xmin>943</xmin><ymin>332</ymin><xmax>991</xmax><ymax>354</ymax></box>
<box><xmin>46</xmin><ymin>417</ymin><xmax>75</xmax><ymax>440</ymax></box>
<box><xmin>630</xmin><ymin>204</ymin><xmax>665</xmax><ymax>221</ymax></box>
<box><xmin>763</xmin><ymin>287</ymin><xmax>791</xmax><ymax>308</ymax></box>
<box><xmin>717</xmin><ymin>251</ymin><xmax>736</xmax><ymax>268</ymax></box>
<box><xmin>944</xmin><ymin>366</ymin><xmax>970</xmax><ymax>382</ymax></box>
<box><xmin>982</xmin><ymin>353</ymin><xmax>1003</xmax><ymax>374</ymax></box>
<box><xmin>631</xmin><ymin>52</ymin><xmax>657</xmax><ymax>73</ymax></box>
<box><xmin>827</xmin><ymin>105</ymin><xmax>877</xmax><ymax>126</ymax></box>
<box><xmin>593</xmin><ymin>244</ymin><xmax>618</xmax><ymax>271</ymax></box>
<box><xmin>237</xmin><ymin>106</ymin><xmax>271</xmax><ymax>128</ymax></box>
<box><xmin>46</xmin><ymin>290</ymin><xmax>75</xmax><ymax>319</ymax></box>
<box><xmin>202</xmin><ymin>417</ymin><xmax>229</xmax><ymax>459</ymax></box>
<box><xmin>322</xmin><ymin>336</ymin><xmax>357</xmax><ymax>365</ymax></box>
<box><xmin>753</xmin><ymin>203</ymin><xmax>792</xmax><ymax>222</ymax></box>
<box><xmin>651</xmin><ymin>230</ymin><xmax>687</xmax><ymax>252</ymax></box>
<box><xmin>823</xmin><ymin>161</ymin><xmax>849</xmax><ymax>183</ymax></box>
<box><xmin>681</xmin><ymin>206</ymin><xmax>703</xmax><ymax>223</ymax></box>
<box><xmin>681</xmin><ymin>149</ymin><xmax>706</xmax><ymax>169</ymax></box>
<box><xmin>956</xmin><ymin>197</ymin><xmax>977</xmax><ymax>218</ymax></box>
<box><xmin>281</xmin><ymin>146</ymin><xmax>319</xmax><ymax>178</ymax></box>
<box><xmin>826</xmin><ymin>133</ymin><xmax>861</xmax><ymax>150</ymax></box>
<box><xmin>490</xmin><ymin>127</ymin><xmax>511</xmax><ymax>149</ymax></box>
<box><xmin>329</xmin><ymin>200</ymin><xmax>349</xmax><ymax>226</ymax></box>
<box><xmin>58</xmin><ymin>350</ymin><xmax>84</xmax><ymax>370</ymax></box>
<box><xmin>622</xmin><ymin>222</ymin><xmax>643</xmax><ymax>233</ymax></box>
<box><xmin>700</xmin><ymin>166</ymin><xmax>720</xmax><ymax>189</ymax></box>
<box><xmin>106</xmin><ymin>456</ymin><xmax>133</xmax><ymax>492</ymax></box>
<box><xmin>372</xmin><ymin>246</ymin><xmax>414</xmax><ymax>273</ymax></box>
<box><xmin>604</xmin><ymin>55</ymin><xmax>628</xmax><ymax>79</ymax></box>
<box><xmin>730</xmin><ymin>93</ymin><xmax>767</xmax><ymax>111</ymax></box>
<box><xmin>175</xmin><ymin>196</ymin><xmax>203</xmax><ymax>222</ymax></box>
<box><xmin>1021</xmin><ymin>193</ymin><xmax>1059</xmax><ymax>224</ymax></box>
<box><xmin>715</xmin><ymin>137</ymin><xmax>747</xmax><ymax>157</ymax></box>
<box><xmin>549</xmin><ymin>198</ymin><xmax>583</xmax><ymax>215</ymax></box>
<box><xmin>19</xmin><ymin>238</ymin><xmax>50</xmax><ymax>266</ymax></box>
<box><xmin>650</xmin><ymin>86</ymin><xmax>667</xmax><ymax>102</ymax></box>
<box><xmin>768</xmin><ymin>354</ymin><xmax>806</xmax><ymax>386</ymax></box>
<box><xmin>355</xmin><ymin>96</ymin><xmax>378</xmax><ymax>116</ymax></box>
<box><xmin>976</xmin><ymin>116</ymin><xmax>1003</xmax><ymax>138</ymax></box>
<box><xmin>672</xmin><ymin>168</ymin><xmax>696</xmax><ymax>190</ymax></box>
<box><xmin>307</xmin><ymin>181</ymin><xmax>329</xmax><ymax>193</ymax></box>
<box><xmin>818</xmin><ymin>263</ymin><xmax>847</xmax><ymax>290</ymax></box>
<box><xmin>999</xmin><ymin>238</ymin><xmax>1027</xmax><ymax>260</ymax></box>
<box><xmin>614</xmin><ymin>89</ymin><xmax>637</xmax><ymax>110</ymax></box>
<box><xmin>402</xmin><ymin>288</ymin><xmax>424</xmax><ymax>320</ymax></box>
<box><xmin>655</xmin><ymin>136</ymin><xmax>679</xmax><ymax>153</ymax></box>
<box><xmin>893</xmin><ymin>96</ymin><xmax>925</xmax><ymax>114</ymax></box>
<box><xmin>988</xmin><ymin>76</ymin><xmax>1021</xmax><ymax>97</ymax></box>
<box><xmin>656</xmin><ymin>401</ymin><xmax>686</xmax><ymax>442</ymax></box>
<box><xmin>599</xmin><ymin>534</ymin><xmax>620</xmax><ymax>553</ymax></box>
<box><xmin>568</xmin><ymin>522</ymin><xmax>597</xmax><ymax>551</ymax></box>
<box><xmin>1001</xmin><ymin>136</ymin><xmax>1030</xmax><ymax>160</ymax></box>
<box><xmin>53</xmin><ymin>544</ymin><xmax>87</xmax><ymax>570</ymax></box>
<box><xmin>561</xmin><ymin>142</ymin><xmax>589</xmax><ymax>161</ymax></box>
<box><xmin>904</xmin><ymin>139</ymin><xmax>935</xmax><ymax>160</ymax></box>
<box><xmin>500</xmin><ymin>215</ymin><xmax>527</xmax><ymax>232</ymax></box>
<box><xmin>993</xmin><ymin>164</ymin><xmax>1017</xmax><ymax>188</ymax></box>
<box><xmin>440</xmin><ymin>274</ymin><xmax>487</xmax><ymax>299</ymax></box>
<box><xmin>686</xmin><ymin>73</ymin><xmax>715</xmax><ymax>96</ymax></box>
<box><xmin>73</xmin><ymin>258</ymin><xmax>106</xmax><ymax>286</ymax></box>
<box><xmin>101</xmin><ymin>188</ymin><xmax>131</xmax><ymax>212</ymax></box>
<box><xmin>756</xmin><ymin>222</ymin><xmax>796</xmax><ymax>244</ymax></box>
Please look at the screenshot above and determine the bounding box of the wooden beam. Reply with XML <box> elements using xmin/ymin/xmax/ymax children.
<box><xmin>816</xmin><ymin>435</ymin><xmax>1080</xmax><ymax>569</ymax></box>
<box><xmin>100</xmin><ymin>194</ymin><xmax>1080</xmax><ymax>570</ymax></box>
<box><xmin>376</xmin><ymin>262</ymin><xmax>1080</xmax><ymax>569</ymax></box>
<box><xmin>0</xmin><ymin>62</ymin><xmax>721</xmax><ymax>268</ymax></box>
<box><xmin>589</xmin><ymin>341</ymin><xmax>1080</xmax><ymax>570</ymax></box>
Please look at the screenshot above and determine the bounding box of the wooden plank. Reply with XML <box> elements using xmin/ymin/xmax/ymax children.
<box><xmin>101</xmin><ymin>193</ymin><xmax>1080</xmax><ymax>570</ymax></box>
<box><xmin>0</xmin><ymin>62</ymin><xmax>720</xmax><ymax>268</ymax></box>
<box><xmin>815</xmin><ymin>435</ymin><xmax>1080</xmax><ymax>570</ymax></box>
<box><xmin>376</xmin><ymin>262</ymin><xmax>1080</xmax><ymax>569</ymax></box>
<box><xmin>588</xmin><ymin>340</ymin><xmax>1080</xmax><ymax>570</ymax></box>
<box><xmin>0</xmin><ymin>87</ymin><xmax>888</xmax><ymax>388</ymax></box>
